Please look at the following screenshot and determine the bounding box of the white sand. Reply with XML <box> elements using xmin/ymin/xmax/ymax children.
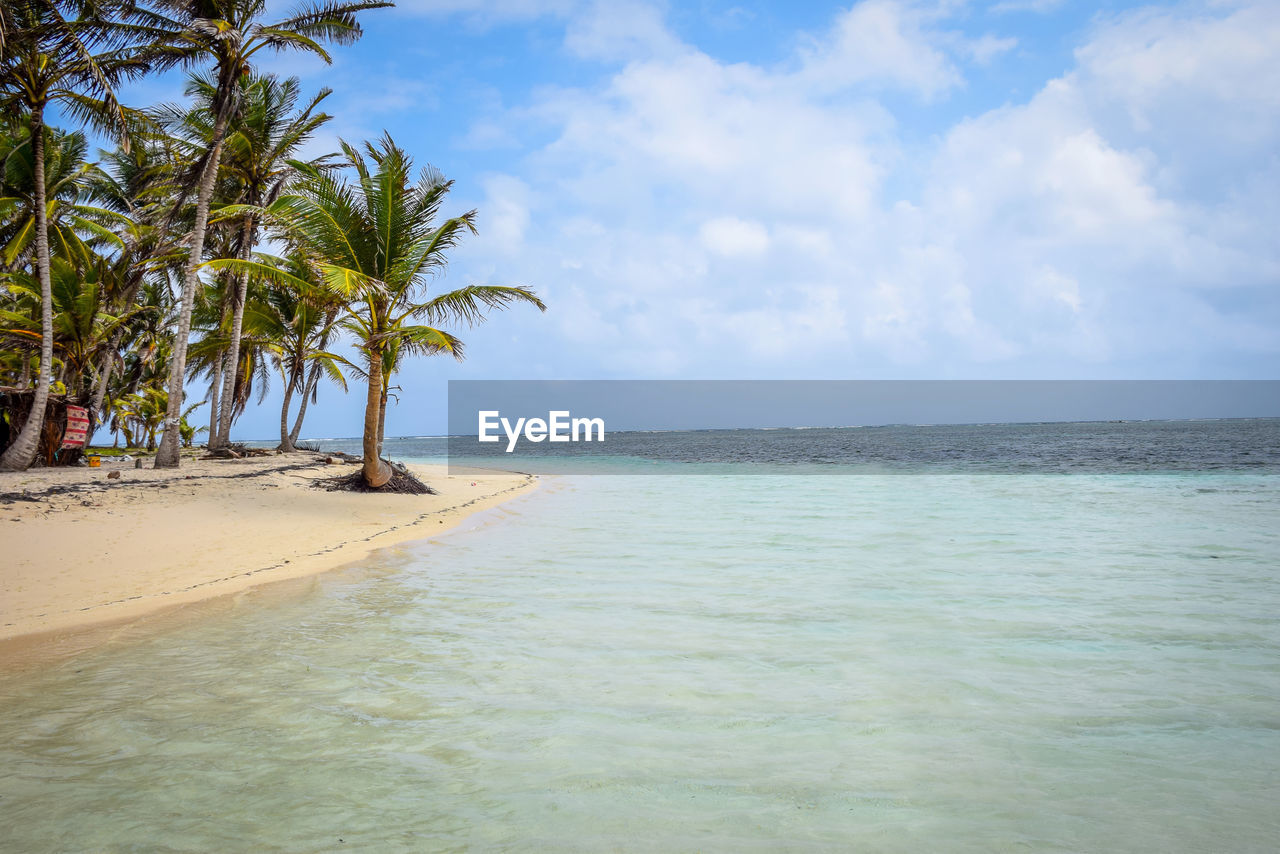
<box><xmin>0</xmin><ymin>452</ymin><xmax>535</xmax><ymax>652</ymax></box>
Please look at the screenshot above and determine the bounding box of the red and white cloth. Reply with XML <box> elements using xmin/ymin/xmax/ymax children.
<box><xmin>61</xmin><ymin>405</ymin><xmax>89</xmax><ymax>450</ymax></box>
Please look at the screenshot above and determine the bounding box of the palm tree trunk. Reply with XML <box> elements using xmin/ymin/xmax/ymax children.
<box><xmin>213</xmin><ymin>215</ymin><xmax>255</xmax><ymax>448</ymax></box>
<box><xmin>86</xmin><ymin>350</ymin><xmax>116</xmax><ymax>447</ymax></box>
<box><xmin>207</xmin><ymin>358</ymin><xmax>222</xmax><ymax>446</ymax></box>
<box><xmin>19</xmin><ymin>353</ymin><xmax>31</xmax><ymax>387</ymax></box>
<box><xmin>288</xmin><ymin>361</ymin><xmax>321</xmax><ymax>446</ymax></box>
<box><xmin>1</xmin><ymin>107</ymin><xmax>53</xmax><ymax>471</ymax></box>
<box><xmin>362</xmin><ymin>346</ymin><xmax>390</xmax><ymax>487</ymax></box>
<box><xmin>90</xmin><ymin>349</ymin><xmax>114</xmax><ymax>417</ymax></box>
<box><xmin>154</xmin><ymin>108</ymin><xmax>231</xmax><ymax>468</ymax></box>
<box><xmin>278</xmin><ymin>371</ymin><xmax>295</xmax><ymax>451</ymax></box>
<box><xmin>77</xmin><ymin>359</ymin><xmax>92</xmax><ymax>400</ymax></box>
<box><xmin>377</xmin><ymin>387</ymin><xmax>387</xmax><ymax>449</ymax></box>
<box><xmin>205</xmin><ymin>282</ymin><xmax>229</xmax><ymax>446</ymax></box>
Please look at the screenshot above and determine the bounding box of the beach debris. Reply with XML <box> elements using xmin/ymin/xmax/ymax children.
<box><xmin>107</xmin><ymin>471</ymin><xmax>121</xmax><ymax>480</ymax></box>
<box><xmin>201</xmin><ymin>443</ymin><xmax>274</xmax><ymax>460</ymax></box>
<box><xmin>315</xmin><ymin>465</ymin><xmax>437</xmax><ymax>495</ymax></box>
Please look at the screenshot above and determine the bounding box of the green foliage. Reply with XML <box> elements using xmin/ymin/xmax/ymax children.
<box><xmin>0</xmin><ymin>3</ymin><xmax>545</xmax><ymax>466</ymax></box>
<box><xmin>270</xmin><ymin>133</ymin><xmax>545</xmax><ymax>373</ymax></box>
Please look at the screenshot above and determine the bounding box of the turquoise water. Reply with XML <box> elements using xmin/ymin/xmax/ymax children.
<box><xmin>2</xmin><ymin>472</ymin><xmax>1279</xmax><ymax>851</ymax></box>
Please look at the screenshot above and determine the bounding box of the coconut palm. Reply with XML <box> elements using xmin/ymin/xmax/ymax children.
<box><xmin>188</xmin><ymin>71</ymin><xmax>334</xmax><ymax>448</ymax></box>
<box><xmin>0</xmin><ymin>255</ymin><xmax>152</xmax><ymax>401</ymax></box>
<box><xmin>0</xmin><ymin>121</ymin><xmax>128</xmax><ymax>273</ymax></box>
<box><xmin>0</xmin><ymin>0</ymin><xmax>145</xmax><ymax>469</ymax></box>
<box><xmin>215</xmin><ymin>134</ymin><xmax>545</xmax><ymax>487</ymax></box>
<box><xmin>141</xmin><ymin>0</ymin><xmax>390</xmax><ymax>468</ymax></box>
<box><xmin>108</xmin><ymin>276</ymin><xmax>173</xmax><ymax>402</ymax></box>
<box><xmin>187</xmin><ymin>272</ymin><xmax>274</xmax><ymax>438</ymax></box>
<box><xmin>0</xmin><ymin>120</ymin><xmax>152</xmax><ymax>446</ymax></box>
<box><xmin>82</xmin><ymin>135</ymin><xmax>186</xmax><ymax>436</ymax></box>
<box><xmin>235</xmin><ymin>252</ymin><xmax>346</xmax><ymax>449</ymax></box>
<box><xmin>178</xmin><ymin>406</ymin><xmax>206</xmax><ymax>446</ymax></box>
<box><xmin>112</xmin><ymin>386</ymin><xmax>202</xmax><ymax>451</ymax></box>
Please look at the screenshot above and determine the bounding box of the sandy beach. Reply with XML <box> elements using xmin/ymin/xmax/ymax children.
<box><xmin>0</xmin><ymin>452</ymin><xmax>535</xmax><ymax>659</ymax></box>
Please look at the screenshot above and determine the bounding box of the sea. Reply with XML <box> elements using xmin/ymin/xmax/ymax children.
<box><xmin>1</xmin><ymin>420</ymin><xmax>1278</xmax><ymax>851</ymax></box>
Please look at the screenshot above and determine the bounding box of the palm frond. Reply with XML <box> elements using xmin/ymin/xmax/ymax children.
<box><xmin>414</xmin><ymin>284</ymin><xmax>546</xmax><ymax>328</ymax></box>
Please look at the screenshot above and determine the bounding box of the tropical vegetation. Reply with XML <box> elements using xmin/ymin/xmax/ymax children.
<box><xmin>0</xmin><ymin>0</ymin><xmax>544</xmax><ymax>487</ymax></box>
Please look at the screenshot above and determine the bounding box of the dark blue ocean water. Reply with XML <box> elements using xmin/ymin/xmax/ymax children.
<box><xmin>312</xmin><ymin>418</ymin><xmax>1280</xmax><ymax>474</ymax></box>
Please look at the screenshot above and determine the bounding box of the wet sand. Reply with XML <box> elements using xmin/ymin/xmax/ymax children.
<box><xmin>0</xmin><ymin>451</ymin><xmax>535</xmax><ymax>660</ymax></box>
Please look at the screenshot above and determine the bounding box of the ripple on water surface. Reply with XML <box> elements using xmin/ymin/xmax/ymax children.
<box><xmin>1</xmin><ymin>473</ymin><xmax>1279</xmax><ymax>851</ymax></box>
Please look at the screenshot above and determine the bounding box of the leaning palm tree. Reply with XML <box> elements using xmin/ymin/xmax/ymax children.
<box><xmin>192</xmin><ymin>71</ymin><xmax>334</xmax><ymax>448</ymax></box>
<box><xmin>0</xmin><ymin>119</ymin><xmax>136</xmax><ymax>415</ymax></box>
<box><xmin>281</xmin><ymin>277</ymin><xmax>344</xmax><ymax>450</ymax></box>
<box><xmin>187</xmin><ymin>271</ymin><xmax>275</xmax><ymax>440</ymax></box>
<box><xmin>0</xmin><ymin>0</ymin><xmax>145</xmax><ymax>470</ymax></box>
<box><xmin>237</xmin><ymin>252</ymin><xmax>346</xmax><ymax>450</ymax></box>
<box><xmin>213</xmin><ymin>134</ymin><xmax>545</xmax><ymax>487</ymax></box>
<box><xmin>82</xmin><ymin>135</ymin><xmax>185</xmax><ymax>437</ymax></box>
<box><xmin>142</xmin><ymin>0</ymin><xmax>390</xmax><ymax>467</ymax></box>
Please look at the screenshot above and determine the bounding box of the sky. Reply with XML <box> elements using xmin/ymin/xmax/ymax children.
<box><xmin>106</xmin><ymin>0</ymin><xmax>1280</xmax><ymax>439</ymax></box>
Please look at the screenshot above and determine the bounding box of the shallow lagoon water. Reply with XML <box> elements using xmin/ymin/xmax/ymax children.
<box><xmin>2</xmin><ymin>470</ymin><xmax>1279</xmax><ymax>851</ymax></box>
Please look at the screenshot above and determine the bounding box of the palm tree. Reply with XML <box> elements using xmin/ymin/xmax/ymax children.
<box><xmin>1</xmin><ymin>121</ymin><xmax>129</xmax><ymax>395</ymax></box>
<box><xmin>111</xmin><ymin>386</ymin><xmax>201</xmax><ymax>451</ymax></box>
<box><xmin>219</xmin><ymin>134</ymin><xmax>545</xmax><ymax>487</ymax></box>
<box><xmin>237</xmin><ymin>252</ymin><xmax>346</xmax><ymax>450</ymax></box>
<box><xmin>197</xmin><ymin>71</ymin><xmax>333</xmax><ymax>448</ymax></box>
<box><xmin>0</xmin><ymin>120</ymin><xmax>128</xmax><ymax>273</ymax></box>
<box><xmin>0</xmin><ymin>255</ymin><xmax>151</xmax><ymax>400</ymax></box>
<box><xmin>112</xmin><ymin>387</ymin><xmax>166</xmax><ymax>450</ymax></box>
<box><xmin>0</xmin><ymin>0</ymin><xmax>144</xmax><ymax>470</ymax></box>
<box><xmin>82</xmin><ymin>134</ymin><xmax>185</xmax><ymax>438</ymax></box>
<box><xmin>187</xmin><ymin>271</ymin><xmax>274</xmax><ymax>439</ymax></box>
<box><xmin>142</xmin><ymin>0</ymin><xmax>391</xmax><ymax>468</ymax></box>
<box><xmin>104</xmin><ymin>275</ymin><xmax>174</xmax><ymax>428</ymax></box>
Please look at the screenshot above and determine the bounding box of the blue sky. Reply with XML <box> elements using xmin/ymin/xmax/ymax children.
<box><xmin>109</xmin><ymin>0</ymin><xmax>1280</xmax><ymax>438</ymax></box>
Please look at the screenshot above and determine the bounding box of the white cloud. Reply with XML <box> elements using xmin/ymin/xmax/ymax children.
<box><xmin>446</xmin><ymin>0</ymin><xmax>1280</xmax><ymax>379</ymax></box>
<box><xmin>966</xmin><ymin>33</ymin><xmax>1018</xmax><ymax>64</ymax></box>
<box><xmin>907</xmin><ymin>1</ymin><xmax>1280</xmax><ymax>365</ymax></box>
<box><xmin>699</xmin><ymin>217</ymin><xmax>770</xmax><ymax>257</ymax></box>
<box><xmin>533</xmin><ymin>51</ymin><xmax>888</xmax><ymax>221</ymax></box>
<box><xmin>480</xmin><ymin>174</ymin><xmax>533</xmax><ymax>249</ymax></box>
<box><xmin>1073</xmin><ymin>1</ymin><xmax>1280</xmax><ymax>158</ymax></box>
<box><xmin>795</xmin><ymin>0</ymin><xmax>962</xmax><ymax>99</ymax></box>
<box><xmin>563</xmin><ymin>0</ymin><xmax>683</xmax><ymax>61</ymax></box>
<box><xmin>724</xmin><ymin>286</ymin><xmax>848</xmax><ymax>359</ymax></box>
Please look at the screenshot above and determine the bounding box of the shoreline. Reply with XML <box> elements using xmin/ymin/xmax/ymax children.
<box><xmin>0</xmin><ymin>452</ymin><xmax>537</xmax><ymax>668</ymax></box>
